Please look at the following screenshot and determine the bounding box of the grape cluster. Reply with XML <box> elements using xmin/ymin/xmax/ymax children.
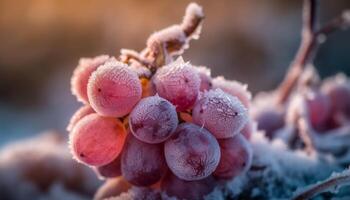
<box><xmin>67</xmin><ymin>3</ymin><xmax>253</xmax><ymax>199</ymax></box>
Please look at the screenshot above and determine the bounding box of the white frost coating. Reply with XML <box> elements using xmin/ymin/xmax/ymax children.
<box><xmin>87</xmin><ymin>58</ymin><xmax>142</xmax><ymax>117</ymax></box>
<box><xmin>212</xmin><ymin>76</ymin><xmax>252</xmax><ymax>108</ymax></box>
<box><xmin>195</xmin><ymin>66</ymin><xmax>212</xmax><ymax>91</ymax></box>
<box><xmin>153</xmin><ymin>57</ymin><xmax>200</xmax><ymax>111</ymax></box>
<box><xmin>147</xmin><ymin>25</ymin><xmax>187</xmax><ymax>55</ymax></box>
<box><xmin>192</xmin><ymin>88</ymin><xmax>248</xmax><ymax>138</ymax></box>
<box><xmin>292</xmin><ymin>168</ymin><xmax>350</xmax><ymax>200</ymax></box>
<box><xmin>0</xmin><ymin>131</ymin><xmax>100</xmax><ymax>200</ymax></box>
<box><xmin>181</xmin><ymin>2</ymin><xmax>204</xmax><ymax>40</ymax></box>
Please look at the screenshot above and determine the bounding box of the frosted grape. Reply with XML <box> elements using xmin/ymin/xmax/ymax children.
<box><xmin>164</xmin><ymin>123</ymin><xmax>221</xmax><ymax>181</ymax></box>
<box><xmin>195</xmin><ymin>66</ymin><xmax>212</xmax><ymax>91</ymax></box>
<box><xmin>94</xmin><ymin>177</ymin><xmax>131</xmax><ymax>200</ymax></box>
<box><xmin>192</xmin><ymin>89</ymin><xmax>248</xmax><ymax>139</ymax></box>
<box><xmin>71</xmin><ymin>55</ymin><xmax>110</xmax><ymax>104</ymax></box>
<box><xmin>153</xmin><ymin>57</ymin><xmax>200</xmax><ymax>111</ymax></box>
<box><xmin>121</xmin><ymin>134</ymin><xmax>167</xmax><ymax>186</ymax></box>
<box><xmin>66</xmin><ymin>105</ymin><xmax>95</xmax><ymax>132</ymax></box>
<box><xmin>212</xmin><ymin>76</ymin><xmax>252</xmax><ymax>108</ymax></box>
<box><xmin>161</xmin><ymin>172</ymin><xmax>216</xmax><ymax>200</ymax></box>
<box><xmin>241</xmin><ymin>120</ymin><xmax>257</xmax><ymax>140</ymax></box>
<box><xmin>69</xmin><ymin>114</ymin><xmax>126</xmax><ymax>166</ymax></box>
<box><xmin>129</xmin><ymin>96</ymin><xmax>178</xmax><ymax>144</ymax></box>
<box><xmin>87</xmin><ymin>59</ymin><xmax>142</xmax><ymax>117</ymax></box>
<box><xmin>253</xmin><ymin>107</ymin><xmax>284</xmax><ymax>138</ymax></box>
<box><xmin>94</xmin><ymin>155</ymin><xmax>122</xmax><ymax>179</ymax></box>
<box><xmin>213</xmin><ymin>134</ymin><xmax>253</xmax><ymax>180</ymax></box>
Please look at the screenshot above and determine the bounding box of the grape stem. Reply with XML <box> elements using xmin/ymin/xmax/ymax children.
<box><xmin>291</xmin><ymin>168</ymin><xmax>350</xmax><ymax>200</ymax></box>
<box><xmin>277</xmin><ymin>0</ymin><xmax>350</xmax><ymax>104</ymax></box>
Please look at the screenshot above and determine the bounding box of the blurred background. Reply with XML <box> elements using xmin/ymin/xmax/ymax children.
<box><xmin>0</xmin><ymin>0</ymin><xmax>349</xmax><ymax>145</ymax></box>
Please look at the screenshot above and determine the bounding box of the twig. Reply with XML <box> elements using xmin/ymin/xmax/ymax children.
<box><xmin>292</xmin><ymin>168</ymin><xmax>350</xmax><ymax>200</ymax></box>
<box><xmin>277</xmin><ymin>1</ymin><xmax>350</xmax><ymax>104</ymax></box>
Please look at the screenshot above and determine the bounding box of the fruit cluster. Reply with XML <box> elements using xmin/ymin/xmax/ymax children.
<box><xmin>67</xmin><ymin>3</ymin><xmax>253</xmax><ymax>200</ymax></box>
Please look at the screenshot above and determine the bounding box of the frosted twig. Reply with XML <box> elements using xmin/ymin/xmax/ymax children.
<box><xmin>277</xmin><ymin>1</ymin><xmax>350</xmax><ymax>104</ymax></box>
<box><xmin>292</xmin><ymin>168</ymin><xmax>350</xmax><ymax>200</ymax></box>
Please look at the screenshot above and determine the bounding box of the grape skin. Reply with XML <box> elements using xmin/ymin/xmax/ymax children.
<box><xmin>164</xmin><ymin>123</ymin><xmax>221</xmax><ymax>181</ymax></box>
<box><xmin>121</xmin><ymin>134</ymin><xmax>167</xmax><ymax>186</ymax></box>
<box><xmin>87</xmin><ymin>59</ymin><xmax>142</xmax><ymax>117</ymax></box>
<box><xmin>192</xmin><ymin>89</ymin><xmax>248</xmax><ymax>139</ymax></box>
<box><xmin>195</xmin><ymin>66</ymin><xmax>212</xmax><ymax>92</ymax></box>
<box><xmin>153</xmin><ymin>57</ymin><xmax>200</xmax><ymax>111</ymax></box>
<box><xmin>69</xmin><ymin>114</ymin><xmax>126</xmax><ymax>166</ymax></box>
<box><xmin>305</xmin><ymin>90</ymin><xmax>331</xmax><ymax>129</ymax></box>
<box><xmin>161</xmin><ymin>172</ymin><xmax>216</xmax><ymax>200</ymax></box>
<box><xmin>71</xmin><ymin>55</ymin><xmax>110</xmax><ymax>104</ymax></box>
<box><xmin>129</xmin><ymin>96</ymin><xmax>178</xmax><ymax>144</ymax></box>
<box><xmin>66</xmin><ymin>105</ymin><xmax>95</xmax><ymax>132</ymax></box>
<box><xmin>213</xmin><ymin>134</ymin><xmax>253</xmax><ymax>180</ymax></box>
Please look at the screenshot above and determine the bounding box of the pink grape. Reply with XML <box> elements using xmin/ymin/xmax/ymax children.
<box><xmin>195</xmin><ymin>66</ymin><xmax>212</xmax><ymax>91</ymax></box>
<box><xmin>121</xmin><ymin>134</ymin><xmax>167</xmax><ymax>186</ymax></box>
<box><xmin>87</xmin><ymin>59</ymin><xmax>142</xmax><ymax>117</ymax></box>
<box><xmin>69</xmin><ymin>114</ymin><xmax>126</xmax><ymax>166</ymax></box>
<box><xmin>129</xmin><ymin>95</ymin><xmax>178</xmax><ymax>144</ymax></box>
<box><xmin>164</xmin><ymin>123</ymin><xmax>221</xmax><ymax>181</ymax></box>
<box><xmin>71</xmin><ymin>55</ymin><xmax>110</xmax><ymax>104</ymax></box>
<box><xmin>305</xmin><ymin>90</ymin><xmax>331</xmax><ymax>129</ymax></box>
<box><xmin>192</xmin><ymin>89</ymin><xmax>248</xmax><ymax>139</ymax></box>
<box><xmin>94</xmin><ymin>155</ymin><xmax>122</xmax><ymax>179</ymax></box>
<box><xmin>152</xmin><ymin>57</ymin><xmax>200</xmax><ymax>111</ymax></box>
<box><xmin>161</xmin><ymin>172</ymin><xmax>216</xmax><ymax>200</ymax></box>
<box><xmin>212</xmin><ymin>76</ymin><xmax>252</xmax><ymax>108</ymax></box>
<box><xmin>213</xmin><ymin>134</ymin><xmax>253</xmax><ymax>180</ymax></box>
<box><xmin>66</xmin><ymin>105</ymin><xmax>95</xmax><ymax>132</ymax></box>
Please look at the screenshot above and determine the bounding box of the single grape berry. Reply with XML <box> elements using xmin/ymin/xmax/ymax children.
<box><xmin>152</xmin><ymin>57</ymin><xmax>200</xmax><ymax>111</ymax></box>
<box><xmin>195</xmin><ymin>66</ymin><xmax>212</xmax><ymax>91</ymax></box>
<box><xmin>87</xmin><ymin>59</ymin><xmax>142</xmax><ymax>117</ymax></box>
<box><xmin>212</xmin><ymin>76</ymin><xmax>252</xmax><ymax>108</ymax></box>
<box><xmin>213</xmin><ymin>134</ymin><xmax>253</xmax><ymax>180</ymax></box>
<box><xmin>253</xmin><ymin>107</ymin><xmax>284</xmax><ymax>138</ymax></box>
<box><xmin>121</xmin><ymin>134</ymin><xmax>167</xmax><ymax>186</ymax></box>
<box><xmin>161</xmin><ymin>172</ymin><xmax>216</xmax><ymax>200</ymax></box>
<box><xmin>305</xmin><ymin>89</ymin><xmax>331</xmax><ymax>129</ymax></box>
<box><xmin>164</xmin><ymin>123</ymin><xmax>221</xmax><ymax>181</ymax></box>
<box><xmin>129</xmin><ymin>95</ymin><xmax>178</xmax><ymax>144</ymax></box>
<box><xmin>192</xmin><ymin>89</ymin><xmax>248</xmax><ymax>139</ymax></box>
<box><xmin>66</xmin><ymin>105</ymin><xmax>95</xmax><ymax>132</ymax></box>
<box><xmin>71</xmin><ymin>55</ymin><xmax>110</xmax><ymax>104</ymax></box>
<box><xmin>94</xmin><ymin>155</ymin><xmax>122</xmax><ymax>179</ymax></box>
<box><xmin>69</xmin><ymin>114</ymin><xmax>126</xmax><ymax>166</ymax></box>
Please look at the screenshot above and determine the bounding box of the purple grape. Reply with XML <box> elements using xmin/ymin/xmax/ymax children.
<box><xmin>94</xmin><ymin>155</ymin><xmax>122</xmax><ymax>179</ymax></box>
<box><xmin>253</xmin><ymin>107</ymin><xmax>284</xmax><ymax>138</ymax></box>
<box><xmin>305</xmin><ymin>90</ymin><xmax>331</xmax><ymax>129</ymax></box>
<box><xmin>152</xmin><ymin>57</ymin><xmax>200</xmax><ymax>111</ymax></box>
<box><xmin>164</xmin><ymin>123</ymin><xmax>221</xmax><ymax>181</ymax></box>
<box><xmin>129</xmin><ymin>96</ymin><xmax>178</xmax><ymax>144</ymax></box>
<box><xmin>192</xmin><ymin>89</ymin><xmax>248</xmax><ymax>139</ymax></box>
<box><xmin>161</xmin><ymin>172</ymin><xmax>216</xmax><ymax>200</ymax></box>
<box><xmin>87</xmin><ymin>59</ymin><xmax>142</xmax><ymax>117</ymax></box>
<box><xmin>121</xmin><ymin>134</ymin><xmax>167</xmax><ymax>186</ymax></box>
<box><xmin>213</xmin><ymin>134</ymin><xmax>253</xmax><ymax>180</ymax></box>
